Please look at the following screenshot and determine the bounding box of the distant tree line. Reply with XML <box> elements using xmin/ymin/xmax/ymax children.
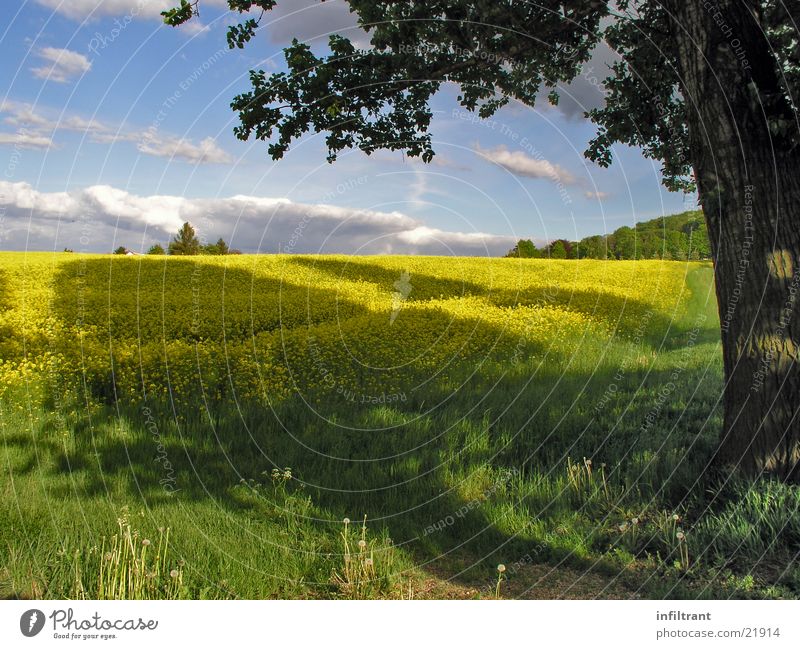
<box><xmin>113</xmin><ymin>222</ymin><xmax>241</xmax><ymax>256</ymax></box>
<box><xmin>505</xmin><ymin>210</ymin><xmax>712</xmax><ymax>261</ymax></box>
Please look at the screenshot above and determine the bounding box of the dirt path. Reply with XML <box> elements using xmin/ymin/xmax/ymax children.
<box><xmin>407</xmin><ymin>561</ymin><xmax>643</xmax><ymax>600</ymax></box>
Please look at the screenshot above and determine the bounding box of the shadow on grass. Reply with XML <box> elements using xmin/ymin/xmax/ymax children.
<box><xmin>50</xmin><ymin>256</ymin><xmax>374</xmax><ymax>342</ymax></box>
<box><xmin>1</xmin><ymin>256</ymin><xmax>730</xmax><ymax>595</ymax></box>
<box><xmin>2</xmin><ymin>356</ymin><xmax>725</xmax><ymax>592</ymax></box>
<box><xmin>287</xmin><ymin>256</ymin><xmax>713</xmax><ymax>348</ymax></box>
<box><xmin>0</xmin><ymin>268</ymin><xmax>15</xmax><ymax>345</ymax></box>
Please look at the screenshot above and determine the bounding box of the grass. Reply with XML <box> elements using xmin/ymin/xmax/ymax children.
<box><xmin>0</xmin><ymin>254</ymin><xmax>798</xmax><ymax>599</ymax></box>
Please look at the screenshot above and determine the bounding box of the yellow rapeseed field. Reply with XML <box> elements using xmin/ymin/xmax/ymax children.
<box><xmin>0</xmin><ymin>252</ymin><xmax>702</xmax><ymax>407</ymax></box>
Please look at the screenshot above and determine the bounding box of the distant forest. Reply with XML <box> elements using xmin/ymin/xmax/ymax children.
<box><xmin>506</xmin><ymin>210</ymin><xmax>711</xmax><ymax>260</ymax></box>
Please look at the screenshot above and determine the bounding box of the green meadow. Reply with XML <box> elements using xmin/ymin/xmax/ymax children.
<box><xmin>1</xmin><ymin>253</ymin><xmax>798</xmax><ymax>599</ymax></box>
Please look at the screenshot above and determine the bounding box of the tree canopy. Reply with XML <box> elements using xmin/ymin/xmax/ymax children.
<box><xmin>203</xmin><ymin>237</ymin><xmax>231</xmax><ymax>255</ymax></box>
<box><xmin>506</xmin><ymin>210</ymin><xmax>711</xmax><ymax>260</ymax></box>
<box><xmin>168</xmin><ymin>222</ymin><xmax>202</xmax><ymax>256</ymax></box>
<box><xmin>505</xmin><ymin>239</ymin><xmax>539</xmax><ymax>259</ymax></box>
<box><xmin>163</xmin><ymin>1</ymin><xmax>798</xmax><ymax>190</ymax></box>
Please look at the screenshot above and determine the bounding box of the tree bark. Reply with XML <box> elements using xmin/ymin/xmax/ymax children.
<box><xmin>666</xmin><ymin>0</ymin><xmax>800</xmax><ymax>480</ymax></box>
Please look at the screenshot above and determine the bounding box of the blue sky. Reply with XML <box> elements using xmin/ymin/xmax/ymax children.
<box><xmin>0</xmin><ymin>0</ymin><xmax>697</xmax><ymax>255</ymax></box>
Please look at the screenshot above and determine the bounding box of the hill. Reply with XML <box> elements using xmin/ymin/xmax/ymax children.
<box><xmin>507</xmin><ymin>210</ymin><xmax>712</xmax><ymax>260</ymax></box>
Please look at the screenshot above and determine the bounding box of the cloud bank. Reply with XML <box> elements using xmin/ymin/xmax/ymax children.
<box><xmin>0</xmin><ymin>181</ymin><xmax>516</xmax><ymax>256</ymax></box>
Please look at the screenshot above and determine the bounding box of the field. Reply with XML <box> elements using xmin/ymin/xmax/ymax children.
<box><xmin>1</xmin><ymin>252</ymin><xmax>798</xmax><ymax>599</ymax></box>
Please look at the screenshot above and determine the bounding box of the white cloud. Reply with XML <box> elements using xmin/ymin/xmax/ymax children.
<box><xmin>408</xmin><ymin>169</ymin><xmax>428</xmax><ymax>208</ymax></box>
<box><xmin>34</xmin><ymin>0</ymin><xmax>365</xmax><ymax>46</ymax></box>
<box><xmin>0</xmin><ymin>101</ymin><xmax>108</xmax><ymax>134</ymax></box>
<box><xmin>0</xmin><ymin>132</ymin><xmax>54</xmax><ymax>149</ymax></box>
<box><xmin>61</xmin><ymin>115</ymin><xmax>112</xmax><ymax>133</ymax></box>
<box><xmin>0</xmin><ymin>101</ymin><xmax>51</xmax><ymax>129</ymax></box>
<box><xmin>83</xmin><ymin>185</ymin><xmax>187</xmax><ymax>231</ymax></box>
<box><xmin>34</xmin><ymin>0</ymin><xmax>227</xmax><ymax>22</ymax></box>
<box><xmin>548</xmin><ymin>42</ymin><xmax>619</xmax><ymax>121</ymax></box>
<box><xmin>0</xmin><ymin>181</ymin><xmax>516</xmax><ymax>256</ymax></box>
<box><xmin>34</xmin><ymin>0</ymin><xmax>182</xmax><ymax>21</ymax></box>
<box><xmin>263</xmin><ymin>0</ymin><xmax>366</xmax><ymax>44</ymax></box>
<box><xmin>584</xmin><ymin>191</ymin><xmax>610</xmax><ymax>200</ymax></box>
<box><xmin>0</xmin><ymin>101</ymin><xmax>230</xmax><ymax>164</ymax></box>
<box><xmin>177</xmin><ymin>20</ymin><xmax>211</xmax><ymax>35</ymax></box>
<box><xmin>397</xmin><ymin>226</ymin><xmax>512</xmax><ymax>251</ymax></box>
<box><xmin>137</xmin><ymin>130</ymin><xmax>233</xmax><ymax>164</ymax></box>
<box><xmin>474</xmin><ymin>144</ymin><xmax>577</xmax><ymax>185</ymax></box>
<box><xmin>1</xmin><ymin>182</ymin><xmax>76</xmax><ymax>213</ymax></box>
<box><xmin>31</xmin><ymin>47</ymin><xmax>92</xmax><ymax>83</ymax></box>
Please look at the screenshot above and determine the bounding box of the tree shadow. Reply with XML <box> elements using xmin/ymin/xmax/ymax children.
<box><xmin>50</xmin><ymin>256</ymin><xmax>372</xmax><ymax>343</ymax></box>
<box><xmin>288</xmin><ymin>255</ymin><xmax>488</xmax><ymax>302</ymax></box>
<box><xmin>287</xmin><ymin>256</ymin><xmax>707</xmax><ymax>348</ymax></box>
<box><xmin>0</xmin><ymin>268</ymin><xmax>11</xmax><ymax>344</ymax></box>
<box><xmin>4</xmin><ymin>255</ymin><xmax>727</xmax><ymax>595</ymax></box>
<box><xmin>0</xmin><ymin>267</ymin><xmax>9</xmax><ymax>307</ymax></box>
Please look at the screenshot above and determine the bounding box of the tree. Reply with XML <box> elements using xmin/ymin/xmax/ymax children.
<box><xmin>203</xmin><ymin>237</ymin><xmax>230</xmax><ymax>255</ymax></box>
<box><xmin>113</xmin><ymin>246</ymin><xmax>128</xmax><ymax>255</ymax></box>
<box><xmin>577</xmin><ymin>235</ymin><xmax>608</xmax><ymax>259</ymax></box>
<box><xmin>683</xmin><ymin>218</ymin><xmax>712</xmax><ymax>260</ymax></box>
<box><xmin>147</xmin><ymin>244</ymin><xmax>165</xmax><ymax>255</ymax></box>
<box><xmin>633</xmin><ymin>231</ymin><xmax>655</xmax><ymax>259</ymax></box>
<box><xmin>169</xmin><ymin>222</ymin><xmax>201</xmax><ymax>256</ymax></box>
<box><xmin>166</xmin><ymin>2</ymin><xmax>800</xmax><ymax>481</ymax></box>
<box><xmin>567</xmin><ymin>241</ymin><xmax>579</xmax><ymax>260</ymax></box>
<box><xmin>505</xmin><ymin>239</ymin><xmax>538</xmax><ymax>258</ymax></box>
<box><xmin>518</xmin><ymin>239</ymin><xmax>538</xmax><ymax>258</ymax></box>
<box><xmin>612</xmin><ymin>227</ymin><xmax>636</xmax><ymax>260</ymax></box>
<box><xmin>690</xmin><ymin>222</ymin><xmax>712</xmax><ymax>261</ymax></box>
<box><xmin>663</xmin><ymin>231</ymin><xmax>688</xmax><ymax>261</ymax></box>
<box><xmin>549</xmin><ymin>240</ymin><xmax>568</xmax><ymax>259</ymax></box>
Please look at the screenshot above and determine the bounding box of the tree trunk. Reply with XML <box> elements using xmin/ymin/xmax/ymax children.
<box><xmin>667</xmin><ymin>0</ymin><xmax>800</xmax><ymax>480</ymax></box>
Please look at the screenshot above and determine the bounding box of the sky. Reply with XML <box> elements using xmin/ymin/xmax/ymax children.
<box><xmin>0</xmin><ymin>0</ymin><xmax>697</xmax><ymax>256</ymax></box>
